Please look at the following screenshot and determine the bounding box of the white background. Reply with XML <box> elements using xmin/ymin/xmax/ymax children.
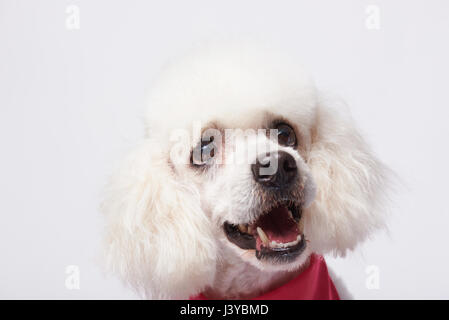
<box><xmin>1</xmin><ymin>0</ymin><xmax>448</xmax><ymax>299</ymax></box>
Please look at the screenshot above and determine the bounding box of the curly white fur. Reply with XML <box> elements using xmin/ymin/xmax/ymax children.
<box><xmin>102</xmin><ymin>141</ymin><xmax>217</xmax><ymax>299</ymax></box>
<box><xmin>306</xmin><ymin>96</ymin><xmax>389</xmax><ymax>255</ymax></box>
<box><xmin>101</xmin><ymin>41</ymin><xmax>390</xmax><ymax>299</ymax></box>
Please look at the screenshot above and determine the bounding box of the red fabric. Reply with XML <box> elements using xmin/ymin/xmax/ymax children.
<box><xmin>191</xmin><ymin>254</ymin><xmax>340</xmax><ymax>300</ymax></box>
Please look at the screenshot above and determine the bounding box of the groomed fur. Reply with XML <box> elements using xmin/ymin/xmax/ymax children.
<box><xmin>101</xmin><ymin>41</ymin><xmax>390</xmax><ymax>299</ymax></box>
<box><xmin>306</xmin><ymin>95</ymin><xmax>390</xmax><ymax>255</ymax></box>
<box><xmin>102</xmin><ymin>140</ymin><xmax>216</xmax><ymax>299</ymax></box>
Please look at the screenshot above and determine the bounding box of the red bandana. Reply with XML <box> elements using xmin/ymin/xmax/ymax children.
<box><xmin>191</xmin><ymin>254</ymin><xmax>340</xmax><ymax>300</ymax></box>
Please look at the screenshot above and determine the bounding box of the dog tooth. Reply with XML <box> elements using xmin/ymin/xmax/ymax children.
<box><xmin>257</xmin><ymin>227</ymin><xmax>269</xmax><ymax>246</ymax></box>
<box><xmin>298</xmin><ymin>219</ymin><xmax>304</xmax><ymax>233</ymax></box>
<box><xmin>238</xmin><ymin>224</ymin><xmax>247</xmax><ymax>233</ymax></box>
<box><xmin>247</xmin><ymin>226</ymin><xmax>253</xmax><ymax>234</ymax></box>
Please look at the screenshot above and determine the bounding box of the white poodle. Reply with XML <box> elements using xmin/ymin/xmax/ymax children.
<box><xmin>101</xmin><ymin>41</ymin><xmax>390</xmax><ymax>300</ymax></box>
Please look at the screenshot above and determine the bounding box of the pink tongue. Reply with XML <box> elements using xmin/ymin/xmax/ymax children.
<box><xmin>254</xmin><ymin>206</ymin><xmax>299</xmax><ymax>250</ymax></box>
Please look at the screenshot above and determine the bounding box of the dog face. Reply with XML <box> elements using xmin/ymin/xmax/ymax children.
<box><xmin>102</xmin><ymin>42</ymin><xmax>390</xmax><ymax>299</ymax></box>
<box><xmin>171</xmin><ymin>113</ymin><xmax>318</xmax><ymax>273</ymax></box>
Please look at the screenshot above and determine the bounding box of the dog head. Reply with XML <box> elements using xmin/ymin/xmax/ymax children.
<box><xmin>102</xmin><ymin>42</ymin><xmax>390</xmax><ymax>299</ymax></box>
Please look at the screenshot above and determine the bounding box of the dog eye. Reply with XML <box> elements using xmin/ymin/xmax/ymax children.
<box><xmin>275</xmin><ymin>123</ymin><xmax>297</xmax><ymax>147</ymax></box>
<box><xmin>190</xmin><ymin>136</ymin><xmax>216</xmax><ymax>166</ymax></box>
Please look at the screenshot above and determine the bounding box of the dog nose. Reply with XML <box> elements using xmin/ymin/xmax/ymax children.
<box><xmin>251</xmin><ymin>151</ymin><xmax>297</xmax><ymax>188</ymax></box>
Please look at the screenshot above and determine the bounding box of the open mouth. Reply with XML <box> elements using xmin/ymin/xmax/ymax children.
<box><xmin>223</xmin><ymin>201</ymin><xmax>306</xmax><ymax>263</ymax></box>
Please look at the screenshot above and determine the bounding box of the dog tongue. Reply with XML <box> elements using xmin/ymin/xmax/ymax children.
<box><xmin>254</xmin><ymin>206</ymin><xmax>299</xmax><ymax>250</ymax></box>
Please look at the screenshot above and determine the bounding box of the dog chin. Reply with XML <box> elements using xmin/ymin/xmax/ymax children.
<box><xmin>225</xmin><ymin>239</ymin><xmax>312</xmax><ymax>273</ymax></box>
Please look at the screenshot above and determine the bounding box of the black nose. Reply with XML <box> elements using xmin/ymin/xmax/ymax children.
<box><xmin>251</xmin><ymin>151</ymin><xmax>297</xmax><ymax>188</ymax></box>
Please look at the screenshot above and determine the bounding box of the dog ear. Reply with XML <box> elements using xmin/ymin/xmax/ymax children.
<box><xmin>305</xmin><ymin>94</ymin><xmax>391</xmax><ymax>256</ymax></box>
<box><xmin>101</xmin><ymin>140</ymin><xmax>216</xmax><ymax>299</ymax></box>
